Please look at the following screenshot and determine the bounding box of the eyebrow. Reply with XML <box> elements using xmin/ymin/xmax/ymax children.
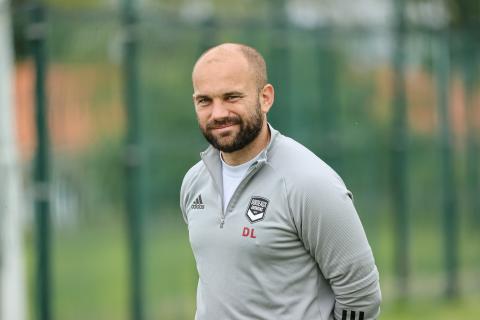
<box><xmin>193</xmin><ymin>91</ymin><xmax>245</xmax><ymax>100</ymax></box>
<box><xmin>223</xmin><ymin>91</ymin><xmax>244</xmax><ymax>97</ymax></box>
<box><xmin>193</xmin><ymin>94</ymin><xmax>210</xmax><ymax>100</ymax></box>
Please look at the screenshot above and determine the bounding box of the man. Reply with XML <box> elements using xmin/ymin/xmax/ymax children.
<box><xmin>180</xmin><ymin>43</ymin><xmax>381</xmax><ymax>320</ymax></box>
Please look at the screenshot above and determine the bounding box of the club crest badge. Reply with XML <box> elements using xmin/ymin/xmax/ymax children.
<box><xmin>246</xmin><ymin>196</ymin><xmax>269</xmax><ymax>223</ymax></box>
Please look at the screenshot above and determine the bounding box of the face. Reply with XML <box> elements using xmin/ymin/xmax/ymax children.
<box><xmin>192</xmin><ymin>52</ymin><xmax>270</xmax><ymax>153</ymax></box>
<box><xmin>198</xmin><ymin>96</ymin><xmax>264</xmax><ymax>153</ymax></box>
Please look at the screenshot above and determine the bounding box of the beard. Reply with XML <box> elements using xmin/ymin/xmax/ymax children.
<box><xmin>200</xmin><ymin>103</ymin><xmax>264</xmax><ymax>153</ymax></box>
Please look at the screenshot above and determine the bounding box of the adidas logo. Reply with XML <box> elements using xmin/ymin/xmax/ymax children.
<box><xmin>191</xmin><ymin>194</ymin><xmax>205</xmax><ymax>210</ymax></box>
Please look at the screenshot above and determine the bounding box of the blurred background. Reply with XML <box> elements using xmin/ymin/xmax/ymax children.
<box><xmin>1</xmin><ymin>0</ymin><xmax>479</xmax><ymax>319</ymax></box>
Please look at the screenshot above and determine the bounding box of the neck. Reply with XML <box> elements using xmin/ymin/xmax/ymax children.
<box><xmin>221</xmin><ymin>122</ymin><xmax>270</xmax><ymax>166</ymax></box>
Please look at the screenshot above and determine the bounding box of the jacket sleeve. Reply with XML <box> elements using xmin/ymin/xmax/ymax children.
<box><xmin>179</xmin><ymin>169</ymin><xmax>195</xmax><ymax>224</ymax></box>
<box><xmin>290</xmin><ymin>174</ymin><xmax>381</xmax><ymax>320</ymax></box>
<box><xmin>180</xmin><ymin>161</ymin><xmax>204</xmax><ymax>224</ymax></box>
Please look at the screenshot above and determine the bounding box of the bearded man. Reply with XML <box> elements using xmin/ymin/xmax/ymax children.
<box><xmin>180</xmin><ymin>43</ymin><xmax>381</xmax><ymax>320</ymax></box>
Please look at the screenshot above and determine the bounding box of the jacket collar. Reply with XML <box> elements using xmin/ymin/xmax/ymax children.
<box><xmin>201</xmin><ymin>123</ymin><xmax>279</xmax><ymax>166</ymax></box>
<box><xmin>200</xmin><ymin>123</ymin><xmax>280</xmax><ymax>192</ymax></box>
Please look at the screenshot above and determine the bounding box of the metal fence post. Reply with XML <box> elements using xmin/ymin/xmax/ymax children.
<box><xmin>121</xmin><ymin>0</ymin><xmax>144</xmax><ymax>319</ymax></box>
<box><xmin>316</xmin><ymin>28</ymin><xmax>342</xmax><ymax>171</ymax></box>
<box><xmin>28</xmin><ymin>2</ymin><xmax>52</xmax><ymax>319</ymax></box>
<box><xmin>462</xmin><ymin>32</ymin><xmax>480</xmax><ymax>228</ymax></box>
<box><xmin>198</xmin><ymin>16</ymin><xmax>218</xmax><ymax>55</ymax></box>
<box><xmin>436</xmin><ymin>28</ymin><xmax>459</xmax><ymax>299</ymax></box>
<box><xmin>267</xmin><ymin>0</ymin><xmax>290</xmax><ymax>133</ymax></box>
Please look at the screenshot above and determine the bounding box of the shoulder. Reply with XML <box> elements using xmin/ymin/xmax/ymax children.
<box><xmin>268</xmin><ymin>134</ymin><xmax>348</xmax><ymax>195</ymax></box>
<box><xmin>182</xmin><ymin>160</ymin><xmax>204</xmax><ymax>183</ymax></box>
<box><xmin>181</xmin><ymin>160</ymin><xmax>205</xmax><ymax>194</ymax></box>
<box><xmin>180</xmin><ymin>160</ymin><xmax>207</xmax><ymax>216</ymax></box>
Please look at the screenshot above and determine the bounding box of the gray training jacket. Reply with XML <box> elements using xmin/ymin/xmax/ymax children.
<box><xmin>180</xmin><ymin>125</ymin><xmax>381</xmax><ymax>320</ymax></box>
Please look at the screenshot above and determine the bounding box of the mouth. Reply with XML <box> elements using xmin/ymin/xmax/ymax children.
<box><xmin>210</xmin><ymin>123</ymin><xmax>239</xmax><ymax>136</ymax></box>
<box><xmin>211</xmin><ymin>123</ymin><xmax>236</xmax><ymax>130</ymax></box>
<box><xmin>207</xmin><ymin>119</ymin><xmax>240</xmax><ymax>131</ymax></box>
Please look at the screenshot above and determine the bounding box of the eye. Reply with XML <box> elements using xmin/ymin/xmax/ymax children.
<box><xmin>226</xmin><ymin>95</ymin><xmax>241</xmax><ymax>102</ymax></box>
<box><xmin>196</xmin><ymin>97</ymin><xmax>211</xmax><ymax>106</ymax></box>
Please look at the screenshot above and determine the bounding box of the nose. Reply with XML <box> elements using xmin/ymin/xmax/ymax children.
<box><xmin>210</xmin><ymin>99</ymin><xmax>229</xmax><ymax>119</ymax></box>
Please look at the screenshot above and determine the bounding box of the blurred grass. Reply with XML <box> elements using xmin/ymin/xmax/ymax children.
<box><xmin>381</xmin><ymin>297</ymin><xmax>480</xmax><ymax>320</ymax></box>
<box><xmin>26</xmin><ymin>212</ymin><xmax>479</xmax><ymax>320</ymax></box>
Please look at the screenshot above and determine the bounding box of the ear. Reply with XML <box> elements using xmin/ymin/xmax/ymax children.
<box><xmin>260</xmin><ymin>84</ymin><xmax>274</xmax><ymax>113</ymax></box>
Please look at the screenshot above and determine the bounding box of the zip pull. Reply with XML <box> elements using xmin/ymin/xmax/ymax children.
<box><xmin>220</xmin><ymin>217</ymin><xmax>225</xmax><ymax>228</ymax></box>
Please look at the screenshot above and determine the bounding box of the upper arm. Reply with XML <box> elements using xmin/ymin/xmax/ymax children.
<box><xmin>289</xmin><ymin>174</ymin><xmax>381</xmax><ymax>319</ymax></box>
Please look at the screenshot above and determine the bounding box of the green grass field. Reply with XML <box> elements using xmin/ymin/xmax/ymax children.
<box><xmin>26</xmin><ymin>213</ymin><xmax>480</xmax><ymax>320</ymax></box>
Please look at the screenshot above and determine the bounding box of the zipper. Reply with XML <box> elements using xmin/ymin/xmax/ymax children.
<box><xmin>201</xmin><ymin>149</ymin><xmax>268</xmax><ymax>229</ymax></box>
<box><xmin>220</xmin><ymin>217</ymin><xmax>225</xmax><ymax>228</ymax></box>
<box><xmin>221</xmin><ymin>160</ymin><xmax>266</xmax><ymax>228</ymax></box>
<box><xmin>200</xmin><ymin>151</ymin><xmax>226</xmax><ymax>228</ymax></box>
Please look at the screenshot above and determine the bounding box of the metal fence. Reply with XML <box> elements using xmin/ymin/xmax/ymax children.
<box><xmin>12</xmin><ymin>0</ymin><xmax>480</xmax><ymax>319</ymax></box>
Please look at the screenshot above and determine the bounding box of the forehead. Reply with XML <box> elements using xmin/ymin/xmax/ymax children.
<box><xmin>192</xmin><ymin>52</ymin><xmax>256</xmax><ymax>95</ymax></box>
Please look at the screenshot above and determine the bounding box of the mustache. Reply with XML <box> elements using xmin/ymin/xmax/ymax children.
<box><xmin>206</xmin><ymin>117</ymin><xmax>242</xmax><ymax>130</ymax></box>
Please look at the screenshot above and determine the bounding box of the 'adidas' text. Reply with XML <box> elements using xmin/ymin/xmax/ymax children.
<box><xmin>191</xmin><ymin>194</ymin><xmax>205</xmax><ymax>210</ymax></box>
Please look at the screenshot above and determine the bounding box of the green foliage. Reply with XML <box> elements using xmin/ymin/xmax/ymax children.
<box><xmin>447</xmin><ymin>0</ymin><xmax>480</xmax><ymax>28</ymax></box>
<box><xmin>11</xmin><ymin>0</ymin><xmax>30</xmax><ymax>60</ymax></box>
<box><xmin>46</xmin><ymin>0</ymin><xmax>106</xmax><ymax>9</ymax></box>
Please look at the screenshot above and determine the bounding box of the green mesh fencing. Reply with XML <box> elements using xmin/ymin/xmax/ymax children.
<box><xmin>13</xmin><ymin>1</ymin><xmax>480</xmax><ymax>319</ymax></box>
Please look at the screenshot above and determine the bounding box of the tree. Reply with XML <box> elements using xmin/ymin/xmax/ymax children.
<box><xmin>447</xmin><ymin>0</ymin><xmax>479</xmax><ymax>28</ymax></box>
